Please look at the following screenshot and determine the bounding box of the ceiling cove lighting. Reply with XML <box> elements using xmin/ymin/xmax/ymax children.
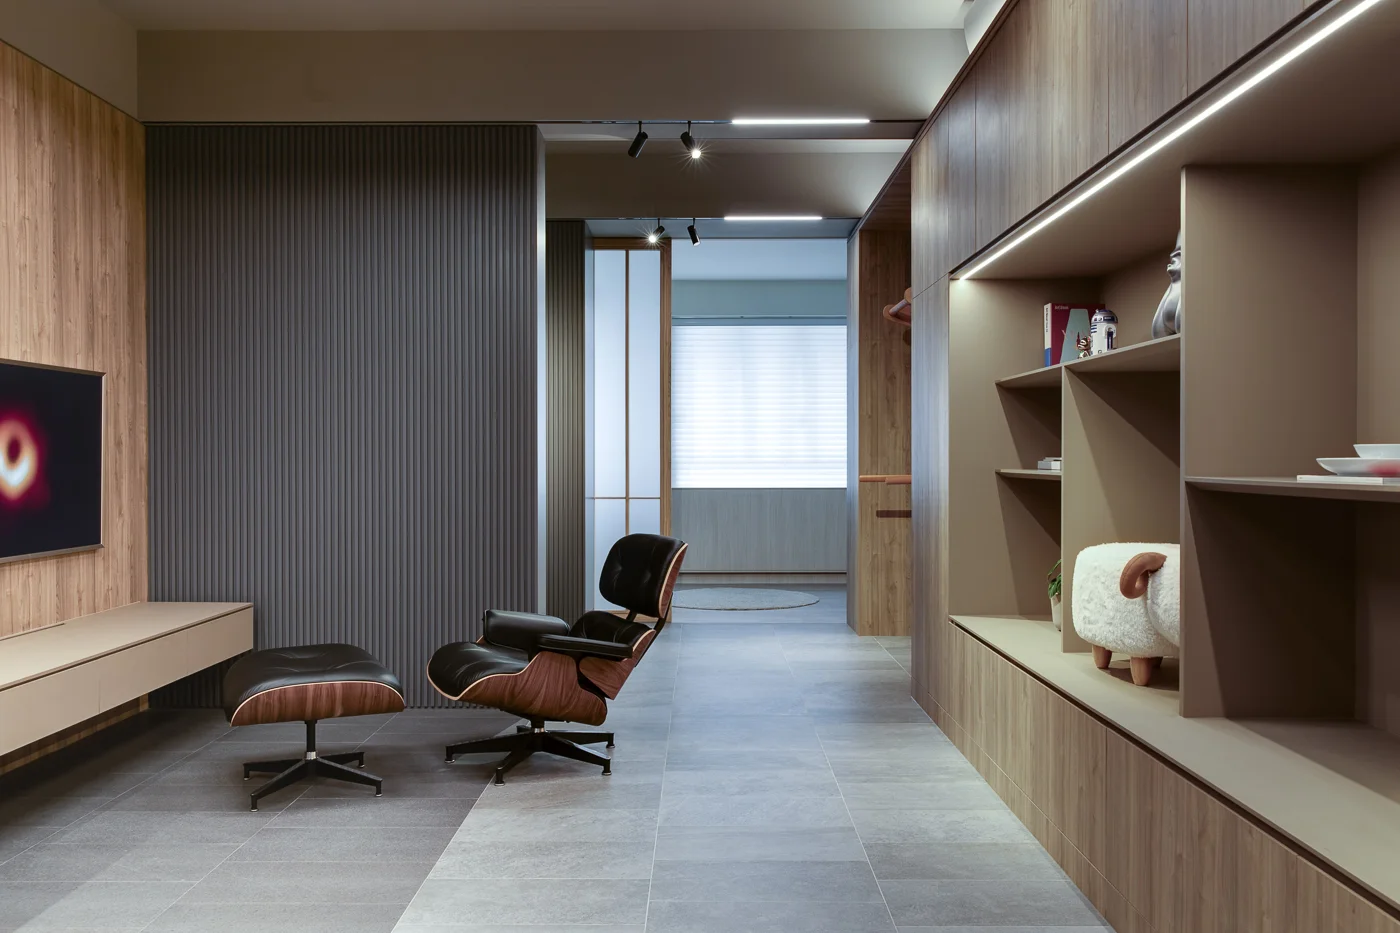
<box><xmin>680</xmin><ymin>122</ymin><xmax>702</xmax><ymax>160</ymax></box>
<box><xmin>959</xmin><ymin>0</ymin><xmax>1387</xmax><ymax>280</ymax></box>
<box><xmin>647</xmin><ymin>219</ymin><xmax>666</xmax><ymax>245</ymax></box>
<box><xmin>724</xmin><ymin>215</ymin><xmax>823</xmax><ymax>222</ymax></box>
<box><xmin>627</xmin><ymin>121</ymin><xmax>648</xmax><ymax>158</ymax></box>
<box><xmin>688</xmin><ymin>220</ymin><xmax>701</xmax><ymax>246</ymax></box>
<box><xmin>731</xmin><ymin>117</ymin><xmax>870</xmax><ymax>126</ymax></box>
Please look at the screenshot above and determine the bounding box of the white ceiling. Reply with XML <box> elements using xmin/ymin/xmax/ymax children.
<box><xmin>103</xmin><ymin>0</ymin><xmax>972</xmax><ymax>31</ymax></box>
<box><xmin>670</xmin><ymin>238</ymin><xmax>848</xmax><ymax>281</ymax></box>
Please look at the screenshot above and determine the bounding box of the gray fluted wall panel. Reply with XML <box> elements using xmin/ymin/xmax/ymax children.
<box><xmin>545</xmin><ymin>221</ymin><xmax>586</xmax><ymax>622</ymax></box>
<box><xmin>148</xmin><ymin>125</ymin><xmax>544</xmax><ymax>707</ymax></box>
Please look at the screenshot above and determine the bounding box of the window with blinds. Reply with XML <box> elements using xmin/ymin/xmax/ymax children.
<box><xmin>671</xmin><ymin>323</ymin><xmax>847</xmax><ymax>488</ymax></box>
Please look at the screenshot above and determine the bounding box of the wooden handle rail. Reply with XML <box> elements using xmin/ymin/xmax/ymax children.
<box><xmin>882</xmin><ymin>287</ymin><xmax>913</xmax><ymax>327</ymax></box>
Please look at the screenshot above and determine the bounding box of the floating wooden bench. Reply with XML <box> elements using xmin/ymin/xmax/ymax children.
<box><xmin>0</xmin><ymin>602</ymin><xmax>253</xmax><ymax>756</ymax></box>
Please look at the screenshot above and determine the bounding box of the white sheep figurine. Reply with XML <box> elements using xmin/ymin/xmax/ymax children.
<box><xmin>1071</xmin><ymin>542</ymin><xmax>1180</xmax><ymax>686</ymax></box>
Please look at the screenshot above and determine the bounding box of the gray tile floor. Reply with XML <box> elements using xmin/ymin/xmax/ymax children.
<box><xmin>0</xmin><ymin>591</ymin><xmax>1107</xmax><ymax>932</ymax></box>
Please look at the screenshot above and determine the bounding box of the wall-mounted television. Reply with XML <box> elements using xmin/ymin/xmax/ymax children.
<box><xmin>0</xmin><ymin>360</ymin><xmax>103</xmax><ymax>562</ymax></box>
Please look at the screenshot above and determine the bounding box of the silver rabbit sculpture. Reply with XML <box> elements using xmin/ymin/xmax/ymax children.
<box><xmin>1151</xmin><ymin>231</ymin><xmax>1183</xmax><ymax>339</ymax></box>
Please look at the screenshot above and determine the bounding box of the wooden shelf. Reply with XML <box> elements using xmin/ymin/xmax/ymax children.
<box><xmin>952</xmin><ymin>613</ymin><xmax>1400</xmax><ymax>913</ymax></box>
<box><xmin>996</xmin><ymin>469</ymin><xmax>1062</xmax><ymax>482</ymax></box>
<box><xmin>996</xmin><ymin>335</ymin><xmax>1181</xmax><ymax>390</ymax></box>
<box><xmin>1188</xmin><ymin>475</ymin><xmax>1400</xmax><ymax>503</ymax></box>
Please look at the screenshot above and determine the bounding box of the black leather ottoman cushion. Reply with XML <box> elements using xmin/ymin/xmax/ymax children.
<box><xmin>224</xmin><ymin>643</ymin><xmax>406</xmax><ymax>727</ymax></box>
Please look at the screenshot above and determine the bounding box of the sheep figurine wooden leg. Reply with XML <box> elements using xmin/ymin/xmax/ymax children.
<box><xmin>1072</xmin><ymin>543</ymin><xmax>1180</xmax><ymax>686</ymax></box>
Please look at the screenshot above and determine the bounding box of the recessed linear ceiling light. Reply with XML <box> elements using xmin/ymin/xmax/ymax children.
<box><xmin>959</xmin><ymin>0</ymin><xmax>1387</xmax><ymax>280</ymax></box>
<box><xmin>724</xmin><ymin>215</ymin><xmax>823</xmax><ymax>222</ymax></box>
<box><xmin>731</xmin><ymin>117</ymin><xmax>870</xmax><ymax>126</ymax></box>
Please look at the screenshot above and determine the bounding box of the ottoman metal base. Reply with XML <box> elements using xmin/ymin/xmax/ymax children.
<box><xmin>243</xmin><ymin>720</ymin><xmax>382</xmax><ymax>810</ymax></box>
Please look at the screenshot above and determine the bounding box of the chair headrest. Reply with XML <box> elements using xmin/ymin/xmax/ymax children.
<box><xmin>598</xmin><ymin>534</ymin><xmax>688</xmax><ymax>619</ymax></box>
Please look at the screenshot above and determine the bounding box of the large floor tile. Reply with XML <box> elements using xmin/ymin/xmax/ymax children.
<box><xmin>429</xmin><ymin>839</ymin><xmax>654</xmax><ymax>880</ymax></box>
<box><xmin>850</xmin><ymin>810</ymin><xmax>1034</xmax><ymax>845</ymax></box>
<box><xmin>644</xmin><ymin>899</ymin><xmax>895</xmax><ymax>933</ymax></box>
<box><xmin>654</xmin><ymin>827</ymin><xmax>868</xmax><ymax>862</ymax></box>
<box><xmin>879</xmin><ymin>880</ymin><xmax>1104</xmax><ymax>927</ymax></box>
<box><xmin>661</xmin><ymin>768</ymin><xmax>841</xmax><ymax>797</ymax></box>
<box><xmin>0</xmin><ymin>842</ymin><xmax>237</xmax><ymax>882</ymax></box>
<box><xmin>0</xmin><ymin>880</ymin><xmax>189</xmax><ymax>929</ymax></box>
<box><xmin>178</xmin><ymin>860</ymin><xmax>427</xmax><ymax>905</ymax></box>
<box><xmin>270</xmin><ymin>797</ymin><xmax>475</xmax><ymax>828</ymax></box>
<box><xmin>659</xmin><ymin>794</ymin><xmax>852</xmax><ymax>829</ymax></box>
<box><xmin>649</xmin><ymin>860</ymin><xmax>883</xmax><ymax>902</ymax></box>
<box><xmin>228</xmin><ymin>826</ymin><xmax>456</xmax><ymax>863</ymax></box>
<box><xmin>472</xmin><ymin>777</ymin><xmax>663</xmax><ymax>810</ymax></box>
<box><xmin>864</xmin><ymin>844</ymin><xmax>1065</xmax><ymax>882</ymax></box>
<box><xmin>450</xmin><ymin>807</ymin><xmax>657</xmax><ymax>844</ymax></box>
<box><xmin>48</xmin><ymin>811</ymin><xmax>271</xmax><ymax>846</ymax></box>
<box><xmin>144</xmin><ymin>901</ymin><xmax>406</xmax><ymax>932</ymax></box>
<box><xmin>838</xmin><ymin>781</ymin><xmax>1006</xmax><ymax>810</ymax></box>
<box><xmin>400</xmin><ymin>878</ymin><xmax>649</xmax><ymax>926</ymax></box>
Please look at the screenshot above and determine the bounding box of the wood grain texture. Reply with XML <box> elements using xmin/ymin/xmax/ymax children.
<box><xmin>849</xmin><ymin>230</ymin><xmax>912</xmax><ymax>636</ymax></box>
<box><xmin>1110</xmin><ymin>0</ymin><xmax>1188</xmax><ymax>150</ymax></box>
<box><xmin>462</xmin><ymin>650</ymin><xmax>607</xmax><ymax>726</ymax></box>
<box><xmin>1188</xmin><ymin>0</ymin><xmax>1307</xmax><ymax>92</ymax></box>
<box><xmin>578</xmin><ymin>627</ymin><xmax>655</xmax><ymax>700</ymax></box>
<box><xmin>230</xmin><ymin>680</ymin><xmax>406</xmax><ymax>727</ymax></box>
<box><xmin>909</xmin><ymin>279</ymin><xmax>950</xmax><ymax>707</ymax></box>
<box><xmin>974</xmin><ymin>0</ymin><xmax>1038</xmax><ymax>250</ymax></box>
<box><xmin>0</xmin><ymin>40</ymin><xmax>147</xmax><ymax>638</ymax></box>
<box><xmin>929</xmin><ymin>619</ymin><xmax>1400</xmax><ymax>933</ymax></box>
<box><xmin>943</xmin><ymin>77</ymin><xmax>979</xmax><ymax>274</ymax></box>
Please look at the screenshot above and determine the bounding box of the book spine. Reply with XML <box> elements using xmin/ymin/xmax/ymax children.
<box><xmin>1044</xmin><ymin>303</ymin><xmax>1053</xmax><ymax>367</ymax></box>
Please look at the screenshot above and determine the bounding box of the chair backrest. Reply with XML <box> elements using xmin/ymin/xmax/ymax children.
<box><xmin>597</xmin><ymin>534</ymin><xmax>688</xmax><ymax>622</ymax></box>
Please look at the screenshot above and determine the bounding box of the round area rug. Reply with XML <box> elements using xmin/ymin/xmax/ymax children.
<box><xmin>672</xmin><ymin>588</ymin><xmax>820</xmax><ymax>611</ymax></box>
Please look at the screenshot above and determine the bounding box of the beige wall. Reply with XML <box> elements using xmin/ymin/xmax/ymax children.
<box><xmin>136</xmin><ymin>29</ymin><xmax>966</xmax><ymax>123</ymax></box>
<box><xmin>0</xmin><ymin>0</ymin><xmax>138</xmax><ymax>115</ymax></box>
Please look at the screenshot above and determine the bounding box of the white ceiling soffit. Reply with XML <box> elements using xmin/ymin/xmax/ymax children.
<box><xmin>668</xmin><ymin>238</ymin><xmax>849</xmax><ymax>280</ymax></box>
<box><xmin>105</xmin><ymin>0</ymin><xmax>972</xmax><ymax>31</ymax></box>
<box><xmin>544</xmin><ymin>136</ymin><xmax>915</xmax><ymax>155</ymax></box>
<box><xmin>585</xmin><ymin>218</ymin><xmax>858</xmax><ymax>240</ymax></box>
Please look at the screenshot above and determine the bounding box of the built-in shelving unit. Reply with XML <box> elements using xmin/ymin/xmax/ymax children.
<box><xmin>940</xmin><ymin>12</ymin><xmax>1400</xmax><ymax>905</ymax></box>
<box><xmin>952</xmin><ymin>613</ymin><xmax>1400</xmax><ymax>915</ymax></box>
<box><xmin>996</xmin><ymin>469</ymin><xmax>1061</xmax><ymax>482</ymax></box>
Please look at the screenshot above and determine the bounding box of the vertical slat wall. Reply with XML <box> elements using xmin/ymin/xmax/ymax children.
<box><xmin>147</xmin><ymin>125</ymin><xmax>544</xmax><ymax>707</ymax></box>
<box><xmin>545</xmin><ymin>220</ymin><xmax>586</xmax><ymax>623</ymax></box>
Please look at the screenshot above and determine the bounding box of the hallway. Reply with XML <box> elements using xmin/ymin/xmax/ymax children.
<box><xmin>396</xmin><ymin>620</ymin><xmax>1107</xmax><ymax>932</ymax></box>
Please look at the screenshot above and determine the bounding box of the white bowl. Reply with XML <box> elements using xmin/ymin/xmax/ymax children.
<box><xmin>1320</xmin><ymin>457</ymin><xmax>1400</xmax><ymax>477</ymax></box>
<box><xmin>1355</xmin><ymin>444</ymin><xmax>1400</xmax><ymax>459</ymax></box>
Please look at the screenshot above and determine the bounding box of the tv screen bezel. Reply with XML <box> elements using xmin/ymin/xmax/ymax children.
<box><xmin>0</xmin><ymin>357</ymin><xmax>106</xmax><ymax>565</ymax></box>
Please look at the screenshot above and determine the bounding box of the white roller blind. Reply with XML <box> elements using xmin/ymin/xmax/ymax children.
<box><xmin>672</xmin><ymin>324</ymin><xmax>847</xmax><ymax>488</ymax></box>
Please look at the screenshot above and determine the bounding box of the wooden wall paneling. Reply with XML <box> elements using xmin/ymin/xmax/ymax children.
<box><xmin>0</xmin><ymin>41</ymin><xmax>147</xmax><ymax>638</ymax></box>
<box><xmin>974</xmin><ymin>0</ymin><xmax>1038</xmax><ymax>251</ymax></box>
<box><xmin>1110</xmin><ymin>0</ymin><xmax>1189</xmax><ymax>151</ymax></box>
<box><xmin>1188</xmin><ymin>0</ymin><xmax>1307</xmax><ymax>92</ymax></box>
<box><xmin>910</xmin><ymin>134</ymin><xmax>936</xmax><ymax>298</ymax></box>
<box><xmin>850</xmin><ymin>230</ymin><xmax>912</xmax><ymax>636</ymax></box>
<box><xmin>1042</xmin><ymin>0</ymin><xmax>1111</xmax><ymax>195</ymax></box>
<box><xmin>910</xmin><ymin>277</ymin><xmax>950</xmax><ymax>709</ymax></box>
<box><xmin>944</xmin><ymin>77</ymin><xmax>979</xmax><ymax>274</ymax></box>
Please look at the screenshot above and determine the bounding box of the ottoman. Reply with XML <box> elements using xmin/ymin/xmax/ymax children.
<box><xmin>223</xmin><ymin>644</ymin><xmax>406</xmax><ymax>810</ymax></box>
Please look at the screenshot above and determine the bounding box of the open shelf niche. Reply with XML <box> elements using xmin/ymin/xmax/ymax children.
<box><xmin>946</xmin><ymin>246</ymin><xmax>1181</xmax><ymax>664</ymax></box>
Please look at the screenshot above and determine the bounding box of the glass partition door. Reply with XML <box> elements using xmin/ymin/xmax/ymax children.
<box><xmin>585</xmin><ymin>240</ymin><xmax>671</xmax><ymax>610</ymax></box>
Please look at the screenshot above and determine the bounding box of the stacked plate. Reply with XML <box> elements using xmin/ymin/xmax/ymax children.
<box><xmin>1318</xmin><ymin>445</ymin><xmax>1400</xmax><ymax>477</ymax></box>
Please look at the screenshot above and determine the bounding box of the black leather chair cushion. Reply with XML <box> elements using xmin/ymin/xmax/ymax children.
<box><xmin>571</xmin><ymin>610</ymin><xmax>654</xmax><ymax>647</ymax></box>
<box><xmin>483</xmin><ymin>610</ymin><xmax>571</xmax><ymax>654</ymax></box>
<box><xmin>598</xmin><ymin>534</ymin><xmax>687</xmax><ymax>618</ymax></box>
<box><xmin>222</xmin><ymin>644</ymin><xmax>404</xmax><ymax>721</ymax></box>
<box><xmin>427</xmin><ymin>641</ymin><xmax>529</xmax><ymax>700</ymax></box>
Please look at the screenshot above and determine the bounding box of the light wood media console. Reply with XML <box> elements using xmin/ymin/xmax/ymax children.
<box><xmin>0</xmin><ymin>602</ymin><xmax>253</xmax><ymax>756</ymax></box>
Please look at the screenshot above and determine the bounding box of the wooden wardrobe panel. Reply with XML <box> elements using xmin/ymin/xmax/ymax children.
<box><xmin>943</xmin><ymin>78</ymin><xmax>979</xmax><ymax>274</ymax></box>
<box><xmin>975</xmin><ymin>0</ymin><xmax>1039</xmax><ymax>250</ymax></box>
<box><xmin>1110</xmin><ymin>0</ymin><xmax>1189</xmax><ymax>150</ymax></box>
<box><xmin>1188</xmin><ymin>0</ymin><xmax>1307</xmax><ymax>92</ymax></box>
<box><xmin>1042</xmin><ymin>0</ymin><xmax>1110</xmax><ymax>194</ymax></box>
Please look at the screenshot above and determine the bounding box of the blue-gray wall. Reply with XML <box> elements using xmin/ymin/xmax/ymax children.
<box><xmin>147</xmin><ymin>125</ymin><xmax>545</xmax><ymax>706</ymax></box>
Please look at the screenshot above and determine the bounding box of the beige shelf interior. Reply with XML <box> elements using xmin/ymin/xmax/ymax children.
<box><xmin>952</xmin><ymin>613</ymin><xmax>1400</xmax><ymax>914</ymax></box>
<box><xmin>996</xmin><ymin>334</ymin><xmax>1181</xmax><ymax>390</ymax></box>
<box><xmin>1188</xmin><ymin>475</ymin><xmax>1400</xmax><ymax>503</ymax></box>
<box><xmin>996</xmin><ymin>469</ymin><xmax>1062</xmax><ymax>481</ymax></box>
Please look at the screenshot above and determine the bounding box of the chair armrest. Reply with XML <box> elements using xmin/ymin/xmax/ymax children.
<box><xmin>535</xmin><ymin>634</ymin><xmax>634</xmax><ymax>661</ymax></box>
<box><xmin>483</xmin><ymin>610</ymin><xmax>572</xmax><ymax>654</ymax></box>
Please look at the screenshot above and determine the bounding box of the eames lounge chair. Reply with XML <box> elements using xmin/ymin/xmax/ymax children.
<box><xmin>428</xmin><ymin>533</ymin><xmax>687</xmax><ymax>784</ymax></box>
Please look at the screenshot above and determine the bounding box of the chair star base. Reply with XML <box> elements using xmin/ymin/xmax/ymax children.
<box><xmin>241</xmin><ymin>720</ymin><xmax>382</xmax><ymax>810</ymax></box>
<box><xmin>447</xmin><ymin>720</ymin><xmax>614</xmax><ymax>785</ymax></box>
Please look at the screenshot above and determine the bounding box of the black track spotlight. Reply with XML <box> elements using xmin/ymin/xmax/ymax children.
<box><xmin>628</xmin><ymin>121</ymin><xmax>648</xmax><ymax>158</ymax></box>
<box><xmin>688</xmin><ymin>219</ymin><xmax>700</xmax><ymax>246</ymax></box>
<box><xmin>680</xmin><ymin>122</ymin><xmax>702</xmax><ymax>160</ymax></box>
<box><xmin>647</xmin><ymin>219</ymin><xmax>666</xmax><ymax>245</ymax></box>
